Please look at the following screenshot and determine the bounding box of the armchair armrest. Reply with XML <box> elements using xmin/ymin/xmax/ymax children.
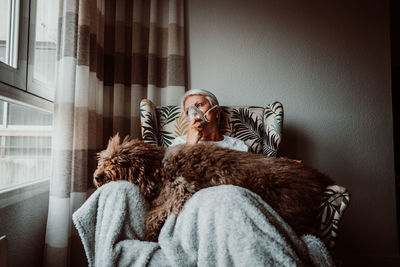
<box><xmin>320</xmin><ymin>185</ymin><xmax>350</xmax><ymax>249</ymax></box>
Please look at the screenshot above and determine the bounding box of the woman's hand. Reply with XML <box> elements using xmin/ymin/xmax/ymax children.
<box><xmin>186</xmin><ymin>118</ymin><xmax>203</xmax><ymax>144</ymax></box>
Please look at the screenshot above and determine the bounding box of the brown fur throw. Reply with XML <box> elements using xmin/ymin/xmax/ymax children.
<box><xmin>94</xmin><ymin>134</ymin><xmax>334</xmax><ymax>241</ymax></box>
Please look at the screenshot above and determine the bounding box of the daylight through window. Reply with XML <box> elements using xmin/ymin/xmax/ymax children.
<box><xmin>0</xmin><ymin>99</ymin><xmax>52</xmax><ymax>189</ymax></box>
<box><xmin>32</xmin><ymin>0</ymin><xmax>59</xmax><ymax>87</ymax></box>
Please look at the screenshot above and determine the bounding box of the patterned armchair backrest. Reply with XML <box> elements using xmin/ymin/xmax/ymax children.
<box><xmin>140</xmin><ymin>99</ymin><xmax>284</xmax><ymax>156</ymax></box>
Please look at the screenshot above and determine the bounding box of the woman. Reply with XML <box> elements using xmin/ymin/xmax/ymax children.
<box><xmin>171</xmin><ymin>89</ymin><xmax>248</xmax><ymax>152</ymax></box>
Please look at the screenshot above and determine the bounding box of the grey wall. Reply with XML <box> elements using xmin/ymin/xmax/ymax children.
<box><xmin>187</xmin><ymin>0</ymin><xmax>398</xmax><ymax>258</ymax></box>
<box><xmin>0</xmin><ymin>192</ymin><xmax>49</xmax><ymax>267</ymax></box>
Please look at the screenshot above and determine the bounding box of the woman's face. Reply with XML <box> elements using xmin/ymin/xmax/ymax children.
<box><xmin>184</xmin><ymin>95</ymin><xmax>216</xmax><ymax>123</ymax></box>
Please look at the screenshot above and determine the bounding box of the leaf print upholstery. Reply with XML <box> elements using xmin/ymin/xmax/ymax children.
<box><xmin>174</xmin><ymin>113</ymin><xmax>188</xmax><ymax>137</ymax></box>
<box><xmin>320</xmin><ymin>185</ymin><xmax>350</xmax><ymax>249</ymax></box>
<box><xmin>140</xmin><ymin>99</ymin><xmax>158</xmax><ymax>145</ymax></box>
<box><xmin>264</xmin><ymin>102</ymin><xmax>283</xmax><ymax>156</ymax></box>
<box><xmin>156</xmin><ymin>106</ymin><xmax>182</xmax><ymax>147</ymax></box>
<box><xmin>230</xmin><ymin>108</ymin><xmax>264</xmax><ymax>153</ymax></box>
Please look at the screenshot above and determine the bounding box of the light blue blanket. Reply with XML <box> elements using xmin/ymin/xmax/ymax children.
<box><xmin>72</xmin><ymin>181</ymin><xmax>333</xmax><ymax>267</ymax></box>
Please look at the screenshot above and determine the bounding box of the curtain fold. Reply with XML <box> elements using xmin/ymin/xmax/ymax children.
<box><xmin>43</xmin><ymin>0</ymin><xmax>186</xmax><ymax>266</ymax></box>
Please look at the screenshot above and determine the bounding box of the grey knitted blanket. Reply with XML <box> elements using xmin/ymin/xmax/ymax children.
<box><xmin>72</xmin><ymin>181</ymin><xmax>333</xmax><ymax>267</ymax></box>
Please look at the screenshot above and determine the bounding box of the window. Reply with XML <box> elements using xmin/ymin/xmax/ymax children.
<box><xmin>0</xmin><ymin>0</ymin><xmax>58</xmax><ymax>192</ymax></box>
<box><xmin>0</xmin><ymin>99</ymin><xmax>52</xmax><ymax>190</ymax></box>
<box><xmin>0</xmin><ymin>0</ymin><xmax>59</xmax><ymax>102</ymax></box>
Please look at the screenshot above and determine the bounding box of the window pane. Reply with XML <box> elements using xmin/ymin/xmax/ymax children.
<box><xmin>5</xmin><ymin>136</ymin><xmax>51</xmax><ymax>156</ymax></box>
<box><xmin>0</xmin><ymin>0</ymin><xmax>20</xmax><ymax>68</ymax></box>
<box><xmin>8</xmin><ymin>102</ymin><xmax>52</xmax><ymax>125</ymax></box>
<box><xmin>0</xmin><ymin>100</ymin><xmax>52</xmax><ymax>189</ymax></box>
<box><xmin>33</xmin><ymin>0</ymin><xmax>59</xmax><ymax>86</ymax></box>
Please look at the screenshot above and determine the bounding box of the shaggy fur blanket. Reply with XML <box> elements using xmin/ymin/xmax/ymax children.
<box><xmin>72</xmin><ymin>181</ymin><xmax>333</xmax><ymax>267</ymax></box>
<box><xmin>93</xmin><ymin>135</ymin><xmax>333</xmax><ymax>241</ymax></box>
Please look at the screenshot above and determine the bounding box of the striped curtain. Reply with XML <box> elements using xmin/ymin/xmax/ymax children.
<box><xmin>43</xmin><ymin>0</ymin><xmax>186</xmax><ymax>266</ymax></box>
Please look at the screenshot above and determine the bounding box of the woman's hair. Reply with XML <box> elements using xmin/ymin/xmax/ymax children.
<box><xmin>180</xmin><ymin>89</ymin><xmax>219</xmax><ymax>111</ymax></box>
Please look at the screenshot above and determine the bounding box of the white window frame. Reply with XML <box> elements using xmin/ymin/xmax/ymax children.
<box><xmin>5</xmin><ymin>0</ymin><xmax>19</xmax><ymax>68</ymax></box>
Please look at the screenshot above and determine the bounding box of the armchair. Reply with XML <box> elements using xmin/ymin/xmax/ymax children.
<box><xmin>140</xmin><ymin>98</ymin><xmax>349</xmax><ymax>249</ymax></box>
